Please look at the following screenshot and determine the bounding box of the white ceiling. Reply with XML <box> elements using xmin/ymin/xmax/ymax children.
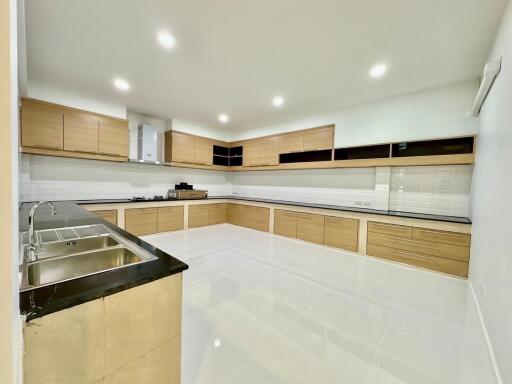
<box><xmin>24</xmin><ymin>0</ymin><xmax>506</xmax><ymax>131</ymax></box>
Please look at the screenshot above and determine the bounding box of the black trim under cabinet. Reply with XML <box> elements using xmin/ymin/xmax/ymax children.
<box><xmin>391</xmin><ymin>137</ymin><xmax>474</xmax><ymax>158</ymax></box>
<box><xmin>335</xmin><ymin>144</ymin><xmax>390</xmax><ymax>160</ymax></box>
<box><xmin>280</xmin><ymin>149</ymin><xmax>332</xmax><ymax>164</ymax></box>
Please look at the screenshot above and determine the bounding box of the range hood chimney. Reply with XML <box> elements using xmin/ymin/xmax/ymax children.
<box><xmin>137</xmin><ymin>124</ymin><xmax>158</xmax><ymax>162</ymax></box>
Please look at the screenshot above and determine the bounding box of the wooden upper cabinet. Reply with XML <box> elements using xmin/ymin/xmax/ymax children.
<box><xmin>194</xmin><ymin>137</ymin><xmax>213</xmax><ymax>165</ymax></box>
<box><xmin>98</xmin><ymin>118</ymin><xmax>129</xmax><ymax>157</ymax></box>
<box><xmin>302</xmin><ymin>127</ymin><xmax>333</xmax><ymax>151</ymax></box>
<box><xmin>171</xmin><ymin>132</ymin><xmax>195</xmax><ymax>164</ymax></box>
<box><xmin>278</xmin><ymin>133</ymin><xmax>303</xmax><ymax>154</ymax></box>
<box><xmin>64</xmin><ymin>111</ymin><xmax>99</xmax><ymax>153</ymax></box>
<box><xmin>243</xmin><ymin>137</ymin><xmax>278</xmax><ymax>166</ymax></box>
<box><xmin>21</xmin><ymin>100</ymin><xmax>64</xmax><ymax>150</ymax></box>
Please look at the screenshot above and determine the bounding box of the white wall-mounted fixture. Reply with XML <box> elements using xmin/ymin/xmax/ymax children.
<box><xmin>471</xmin><ymin>58</ymin><xmax>502</xmax><ymax>116</ymax></box>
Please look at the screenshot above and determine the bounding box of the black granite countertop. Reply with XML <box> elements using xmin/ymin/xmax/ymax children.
<box><xmin>76</xmin><ymin>196</ymin><xmax>472</xmax><ymax>224</ymax></box>
<box><xmin>19</xmin><ymin>201</ymin><xmax>188</xmax><ymax>321</ymax></box>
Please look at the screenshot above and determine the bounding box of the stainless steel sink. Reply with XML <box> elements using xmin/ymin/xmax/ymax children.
<box><xmin>22</xmin><ymin>235</ymin><xmax>120</xmax><ymax>260</ymax></box>
<box><xmin>19</xmin><ymin>224</ymin><xmax>158</xmax><ymax>291</ymax></box>
<box><xmin>26</xmin><ymin>247</ymin><xmax>144</xmax><ymax>287</ymax></box>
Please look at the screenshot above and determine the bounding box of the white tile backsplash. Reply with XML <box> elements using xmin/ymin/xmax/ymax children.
<box><xmin>20</xmin><ymin>155</ymin><xmax>473</xmax><ymax>217</ymax></box>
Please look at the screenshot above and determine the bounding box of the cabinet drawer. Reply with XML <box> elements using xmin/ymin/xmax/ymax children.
<box><xmin>188</xmin><ymin>205</ymin><xmax>210</xmax><ymax>228</ymax></box>
<box><xmin>157</xmin><ymin>206</ymin><xmax>184</xmax><ymax>232</ymax></box>
<box><xmin>324</xmin><ymin>216</ymin><xmax>359</xmax><ymax>252</ymax></box>
<box><xmin>125</xmin><ymin>208</ymin><xmax>158</xmax><ymax>236</ymax></box>
<box><xmin>412</xmin><ymin>228</ymin><xmax>470</xmax><ymax>247</ymax></box>
<box><xmin>297</xmin><ymin>213</ymin><xmax>325</xmax><ymax>244</ymax></box>
<box><xmin>368</xmin><ymin>222</ymin><xmax>412</xmax><ymax>238</ymax></box>
<box><xmin>367</xmin><ymin>244</ymin><xmax>469</xmax><ymax>277</ymax></box>
<box><xmin>209</xmin><ymin>203</ymin><xmax>227</xmax><ymax>225</ymax></box>
<box><xmin>274</xmin><ymin>210</ymin><xmax>298</xmax><ymax>238</ymax></box>
<box><xmin>93</xmin><ymin>210</ymin><xmax>118</xmax><ymax>226</ymax></box>
<box><xmin>367</xmin><ymin>231</ymin><xmax>470</xmax><ymax>262</ymax></box>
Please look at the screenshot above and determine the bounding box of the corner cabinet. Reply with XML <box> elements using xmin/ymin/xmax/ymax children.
<box><xmin>20</xmin><ymin>98</ymin><xmax>129</xmax><ymax>162</ymax></box>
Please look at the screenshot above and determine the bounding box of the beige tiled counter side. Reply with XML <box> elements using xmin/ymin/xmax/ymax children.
<box><xmin>84</xmin><ymin>199</ymin><xmax>471</xmax><ymax>255</ymax></box>
<box><xmin>23</xmin><ymin>273</ymin><xmax>182</xmax><ymax>384</ymax></box>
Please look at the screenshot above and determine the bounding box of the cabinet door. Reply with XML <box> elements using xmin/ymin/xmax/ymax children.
<box><xmin>302</xmin><ymin>127</ymin><xmax>333</xmax><ymax>151</ymax></box>
<box><xmin>278</xmin><ymin>133</ymin><xmax>303</xmax><ymax>154</ymax></box>
<box><xmin>157</xmin><ymin>206</ymin><xmax>184</xmax><ymax>232</ymax></box>
<box><xmin>125</xmin><ymin>208</ymin><xmax>158</xmax><ymax>236</ymax></box>
<box><xmin>239</xmin><ymin>205</ymin><xmax>270</xmax><ymax>232</ymax></box>
<box><xmin>243</xmin><ymin>138</ymin><xmax>278</xmax><ymax>166</ymax></box>
<box><xmin>324</xmin><ymin>216</ymin><xmax>359</xmax><ymax>252</ymax></box>
<box><xmin>242</xmin><ymin>141</ymin><xmax>261</xmax><ymax>166</ymax></box>
<box><xmin>98</xmin><ymin>118</ymin><xmax>129</xmax><ymax>157</ymax></box>
<box><xmin>21</xmin><ymin>101</ymin><xmax>64</xmax><ymax>150</ymax></box>
<box><xmin>188</xmin><ymin>205</ymin><xmax>210</xmax><ymax>228</ymax></box>
<box><xmin>194</xmin><ymin>137</ymin><xmax>213</xmax><ymax>165</ymax></box>
<box><xmin>227</xmin><ymin>203</ymin><xmax>242</xmax><ymax>225</ymax></box>
<box><xmin>274</xmin><ymin>210</ymin><xmax>298</xmax><ymax>238</ymax></box>
<box><xmin>93</xmin><ymin>210</ymin><xmax>118</xmax><ymax>226</ymax></box>
<box><xmin>64</xmin><ymin>111</ymin><xmax>99</xmax><ymax>153</ymax></box>
<box><xmin>297</xmin><ymin>213</ymin><xmax>325</xmax><ymax>244</ymax></box>
<box><xmin>209</xmin><ymin>203</ymin><xmax>227</xmax><ymax>225</ymax></box>
<box><xmin>171</xmin><ymin>132</ymin><xmax>195</xmax><ymax>163</ymax></box>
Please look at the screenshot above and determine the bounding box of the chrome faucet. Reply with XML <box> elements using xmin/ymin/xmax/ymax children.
<box><xmin>26</xmin><ymin>201</ymin><xmax>57</xmax><ymax>263</ymax></box>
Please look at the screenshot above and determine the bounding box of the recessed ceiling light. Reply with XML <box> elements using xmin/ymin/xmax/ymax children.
<box><xmin>272</xmin><ymin>96</ymin><xmax>285</xmax><ymax>107</ymax></box>
<box><xmin>157</xmin><ymin>30</ymin><xmax>176</xmax><ymax>49</ymax></box>
<box><xmin>369</xmin><ymin>63</ymin><xmax>388</xmax><ymax>78</ymax></box>
<box><xmin>113</xmin><ymin>78</ymin><xmax>130</xmax><ymax>92</ymax></box>
<box><xmin>218</xmin><ymin>114</ymin><xmax>229</xmax><ymax>123</ymax></box>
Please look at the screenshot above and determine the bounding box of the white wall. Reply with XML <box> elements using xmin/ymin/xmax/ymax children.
<box><xmin>27</xmin><ymin>81</ymin><xmax>127</xmax><ymax>119</ymax></box>
<box><xmin>469</xmin><ymin>2</ymin><xmax>512</xmax><ymax>382</ymax></box>
<box><xmin>231</xmin><ymin>80</ymin><xmax>479</xmax><ymax>146</ymax></box>
<box><xmin>20</xmin><ymin>154</ymin><xmax>229</xmax><ymax>201</ymax></box>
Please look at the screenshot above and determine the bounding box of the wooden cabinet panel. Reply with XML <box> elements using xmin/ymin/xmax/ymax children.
<box><xmin>64</xmin><ymin>112</ymin><xmax>99</xmax><ymax>153</ymax></box>
<box><xmin>241</xmin><ymin>205</ymin><xmax>270</xmax><ymax>231</ymax></box>
<box><xmin>324</xmin><ymin>216</ymin><xmax>358</xmax><ymax>252</ymax></box>
<box><xmin>302</xmin><ymin>127</ymin><xmax>333</xmax><ymax>151</ymax></box>
<box><xmin>367</xmin><ymin>231</ymin><xmax>470</xmax><ymax>262</ymax></box>
<box><xmin>274</xmin><ymin>210</ymin><xmax>298</xmax><ymax>238</ymax></box>
<box><xmin>21</xmin><ymin>101</ymin><xmax>64</xmax><ymax>150</ymax></box>
<box><xmin>93</xmin><ymin>210</ymin><xmax>118</xmax><ymax>226</ymax></box>
<box><xmin>125</xmin><ymin>208</ymin><xmax>157</xmax><ymax>236</ymax></box>
<box><xmin>171</xmin><ymin>132</ymin><xmax>195</xmax><ymax>163</ymax></box>
<box><xmin>188</xmin><ymin>205</ymin><xmax>210</xmax><ymax>228</ymax></box>
<box><xmin>412</xmin><ymin>227</ymin><xmax>471</xmax><ymax>247</ymax></box>
<box><xmin>227</xmin><ymin>203</ymin><xmax>242</xmax><ymax>226</ymax></box>
<box><xmin>98</xmin><ymin>118</ymin><xmax>129</xmax><ymax>157</ymax></box>
<box><xmin>367</xmin><ymin>244</ymin><xmax>469</xmax><ymax>277</ymax></box>
<box><xmin>209</xmin><ymin>203</ymin><xmax>227</xmax><ymax>225</ymax></box>
<box><xmin>278</xmin><ymin>134</ymin><xmax>303</xmax><ymax>154</ymax></box>
<box><xmin>243</xmin><ymin>137</ymin><xmax>279</xmax><ymax>166</ymax></box>
<box><xmin>367</xmin><ymin>222</ymin><xmax>413</xmax><ymax>238</ymax></box>
<box><xmin>157</xmin><ymin>206</ymin><xmax>184</xmax><ymax>232</ymax></box>
<box><xmin>297</xmin><ymin>213</ymin><xmax>325</xmax><ymax>244</ymax></box>
<box><xmin>194</xmin><ymin>137</ymin><xmax>213</xmax><ymax>165</ymax></box>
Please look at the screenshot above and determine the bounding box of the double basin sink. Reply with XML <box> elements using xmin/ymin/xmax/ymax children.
<box><xmin>20</xmin><ymin>224</ymin><xmax>157</xmax><ymax>291</ymax></box>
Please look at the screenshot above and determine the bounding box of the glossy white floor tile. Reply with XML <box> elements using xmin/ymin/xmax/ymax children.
<box><xmin>143</xmin><ymin>224</ymin><xmax>497</xmax><ymax>384</ymax></box>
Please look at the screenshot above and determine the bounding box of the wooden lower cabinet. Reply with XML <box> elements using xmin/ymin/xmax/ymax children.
<box><xmin>323</xmin><ymin>216</ymin><xmax>359</xmax><ymax>252</ymax></box>
<box><xmin>188</xmin><ymin>205</ymin><xmax>210</xmax><ymax>228</ymax></box>
<box><xmin>227</xmin><ymin>204</ymin><xmax>269</xmax><ymax>232</ymax></box>
<box><xmin>158</xmin><ymin>206</ymin><xmax>184</xmax><ymax>232</ymax></box>
<box><xmin>367</xmin><ymin>244</ymin><xmax>469</xmax><ymax>277</ymax></box>
<box><xmin>274</xmin><ymin>210</ymin><xmax>298</xmax><ymax>238</ymax></box>
<box><xmin>93</xmin><ymin>210</ymin><xmax>118</xmax><ymax>226</ymax></box>
<box><xmin>23</xmin><ymin>274</ymin><xmax>182</xmax><ymax>384</ymax></box>
<box><xmin>209</xmin><ymin>203</ymin><xmax>227</xmax><ymax>225</ymax></box>
<box><xmin>366</xmin><ymin>221</ymin><xmax>470</xmax><ymax>277</ymax></box>
<box><xmin>125</xmin><ymin>208</ymin><xmax>157</xmax><ymax>236</ymax></box>
<box><xmin>297</xmin><ymin>213</ymin><xmax>325</xmax><ymax>244</ymax></box>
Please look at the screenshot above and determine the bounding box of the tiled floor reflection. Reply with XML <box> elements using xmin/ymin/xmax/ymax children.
<box><xmin>143</xmin><ymin>224</ymin><xmax>497</xmax><ymax>384</ymax></box>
